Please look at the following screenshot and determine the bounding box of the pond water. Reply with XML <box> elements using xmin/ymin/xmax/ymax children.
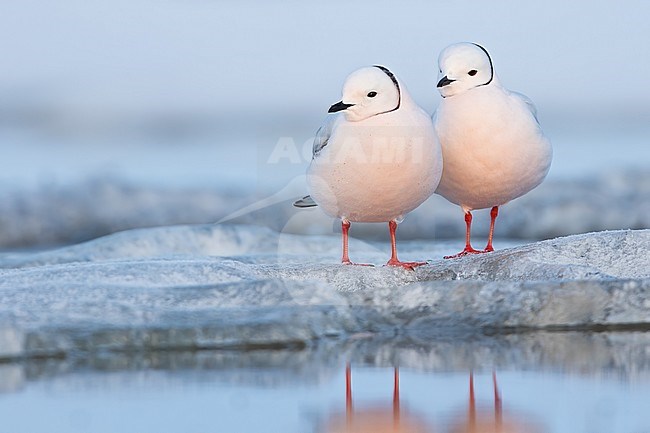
<box><xmin>1</xmin><ymin>332</ymin><xmax>649</xmax><ymax>433</ymax></box>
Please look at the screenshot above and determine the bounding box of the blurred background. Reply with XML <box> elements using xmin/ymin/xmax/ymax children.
<box><xmin>1</xmin><ymin>0</ymin><xmax>649</xmax><ymax>248</ymax></box>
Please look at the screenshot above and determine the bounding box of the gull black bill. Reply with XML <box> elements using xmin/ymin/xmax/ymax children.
<box><xmin>328</xmin><ymin>101</ymin><xmax>355</xmax><ymax>113</ymax></box>
<box><xmin>437</xmin><ymin>76</ymin><xmax>455</xmax><ymax>88</ymax></box>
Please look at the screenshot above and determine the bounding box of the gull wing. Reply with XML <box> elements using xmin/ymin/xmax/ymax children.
<box><xmin>294</xmin><ymin>114</ymin><xmax>340</xmax><ymax>209</ymax></box>
<box><xmin>312</xmin><ymin>114</ymin><xmax>338</xmax><ymax>157</ymax></box>
<box><xmin>511</xmin><ymin>91</ymin><xmax>539</xmax><ymax>123</ymax></box>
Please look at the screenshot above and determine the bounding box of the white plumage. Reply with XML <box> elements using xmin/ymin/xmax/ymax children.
<box><xmin>297</xmin><ymin>66</ymin><xmax>443</xmax><ymax>268</ymax></box>
<box><xmin>433</xmin><ymin>42</ymin><xmax>552</xmax><ymax>257</ymax></box>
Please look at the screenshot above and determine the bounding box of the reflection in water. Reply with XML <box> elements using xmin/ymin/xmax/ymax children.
<box><xmin>2</xmin><ymin>350</ymin><xmax>650</xmax><ymax>432</ymax></box>
<box><xmin>0</xmin><ymin>364</ymin><xmax>24</xmax><ymax>393</ymax></box>
<box><xmin>2</xmin><ymin>332</ymin><xmax>649</xmax><ymax>432</ymax></box>
<box><xmin>448</xmin><ymin>372</ymin><xmax>544</xmax><ymax>433</ymax></box>
<box><xmin>321</xmin><ymin>366</ymin><xmax>545</xmax><ymax>433</ymax></box>
<box><xmin>320</xmin><ymin>364</ymin><xmax>431</xmax><ymax>433</ymax></box>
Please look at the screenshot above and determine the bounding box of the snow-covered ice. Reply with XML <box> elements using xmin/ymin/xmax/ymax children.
<box><xmin>0</xmin><ymin>223</ymin><xmax>648</xmax><ymax>361</ymax></box>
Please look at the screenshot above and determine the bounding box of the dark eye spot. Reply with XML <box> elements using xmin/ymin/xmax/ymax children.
<box><xmin>367</xmin><ymin>91</ymin><xmax>377</xmax><ymax>98</ymax></box>
<box><xmin>468</xmin><ymin>70</ymin><xmax>478</xmax><ymax>76</ymax></box>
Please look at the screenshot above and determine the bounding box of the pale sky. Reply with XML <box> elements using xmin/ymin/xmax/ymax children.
<box><xmin>1</xmin><ymin>0</ymin><xmax>649</xmax><ymax>116</ymax></box>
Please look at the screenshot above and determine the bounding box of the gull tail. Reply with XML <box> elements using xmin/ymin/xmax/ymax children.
<box><xmin>293</xmin><ymin>195</ymin><xmax>318</xmax><ymax>208</ymax></box>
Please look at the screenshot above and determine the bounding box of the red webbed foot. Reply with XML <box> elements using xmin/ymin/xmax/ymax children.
<box><xmin>444</xmin><ymin>246</ymin><xmax>485</xmax><ymax>259</ymax></box>
<box><xmin>342</xmin><ymin>260</ymin><xmax>374</xmax><ymax>267</ymax></box>
<box><xmin>385</xmin><ymin>259</ymin><xmax>428</xmax><ymax>270</ymax></box>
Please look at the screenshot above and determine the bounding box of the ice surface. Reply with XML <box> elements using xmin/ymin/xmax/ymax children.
<box><xmin>0</xmin><ymin>224</ymin><xmax>648</xmax><ymax>361</ymax></box>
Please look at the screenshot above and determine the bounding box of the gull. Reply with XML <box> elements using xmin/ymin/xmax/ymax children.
<box><xmin>433</xmin><ymin>42</ymin><xmax>552</xmax><ymax>258</ymax></box>
<box><xmin>295</xmin><ymin>65</ymin><xmax>442</xmax><ymax>269</ymax></box>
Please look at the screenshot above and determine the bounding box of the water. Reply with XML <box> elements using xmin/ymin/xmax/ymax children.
<box><xmin>1</xmin><ymin>332</ymin><xmax>650</xmax><ymax>433</ymax></box>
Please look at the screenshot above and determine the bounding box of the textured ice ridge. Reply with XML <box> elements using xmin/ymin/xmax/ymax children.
<box><xmin>0</xmin><ymin>224</ymin><xmax>648</xmax><ymax>360</ymax></box>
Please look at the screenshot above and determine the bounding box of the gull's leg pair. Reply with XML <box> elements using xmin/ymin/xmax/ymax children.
<box><xmin>341</xmin><ymin>219</ymin><xmax>427</xmax><ymax>269</ymax></box>
<box><xmin>445</xmin><ymin>206</ymin><xmax>499</xmax><ymax>259</ymax></box>
<box><xmin>467</xmin><ymin>371</ymin><xmax>502</xmax><ymax>429</ymax></box>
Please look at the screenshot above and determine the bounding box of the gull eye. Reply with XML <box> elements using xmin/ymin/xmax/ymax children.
<box><xmin>367</xmin><ymin>91</ymin><xmax>377</xmax><ymax>98</ymax></box>
<box><xmin>468</xmin><ymin>69</ymin><xmax>478</xmax><ymax>76</ymax></box>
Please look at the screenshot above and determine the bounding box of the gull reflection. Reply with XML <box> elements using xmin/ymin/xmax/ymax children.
<box><xmin>448</xmin><ymin>372</ymin><xmax>545</xmax><ymax>433</ymax></box>
<box><xmin>320</xmin><ymin>363</ymin><xmax>432</xmax><ymax>433</ymax></box>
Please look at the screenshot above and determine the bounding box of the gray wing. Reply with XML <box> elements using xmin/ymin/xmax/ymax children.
<box><xmin>293</xmin><ymin>195</ymin><xmax>317</xmax><ymax>208</ymax></box>
<box><xmin>312</xmin><ymin>114</ymin><xmax>337</xmax><ymax>157</ymax></box>
<box><xmin>511</xmin><ymin>91</ymin><xmax>539</xmax><ymax>123</ymax></box>
<box><xmin>295</xmin><ymin>115</ymin><xmax>340</xmax><ymax>209</ymax></box>
<box><xmin>431</xmin><ymin>106</ymin><xmax>439</xmax><ymax>124</ymax></box>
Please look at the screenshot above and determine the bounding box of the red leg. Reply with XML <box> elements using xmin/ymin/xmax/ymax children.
<box><xmin>385</xmin><ymin>220</ymin><xmax>427</xmax><ymax>270</ymax></box>
<box><xmin>393</xmin><ymin>367</ymin><xmax>400</xmax><ymax>426</ymax></box>
<box><xmin>341</xmin><ymin>220</ymin><xmax>372</xmax><ymax>266</ymax></box>
<box><xmin>468</xmin><ymin>371</ymin><xmax>476</xmax><ymax>430</ymax></box>
<box><xmin>341</xmin><ymin>220</ymin><xmax>352</xmax><ymax>265</ymax></box>
<box><xmin>346</xmin><ymin>363</ymin><xmax>353</xmax><ymax>425</ymax></box>
<box><xmin>484</xmin><ymin>206</ymin><xmax>499</xmax><ymax>252</ymax></box>
<box><xmin>444</xmin><ymin>211</ymin><xmax>482</xmax><ymax>259</ymax></box>
<box><xmin>493</xmin><ymin>371</ymin><xmax>502</xmax><ymax>429</ymax></box>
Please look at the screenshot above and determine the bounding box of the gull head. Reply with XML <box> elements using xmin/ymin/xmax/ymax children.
<box><xmin>436</xmin><ymin>42</ymin><xmax>494</xmax><ymax>98</ymax></box>
<box><xmin>328</xmin><ymin>65</ymin><xmax>401</xmax><ymax>121</ymax></box>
